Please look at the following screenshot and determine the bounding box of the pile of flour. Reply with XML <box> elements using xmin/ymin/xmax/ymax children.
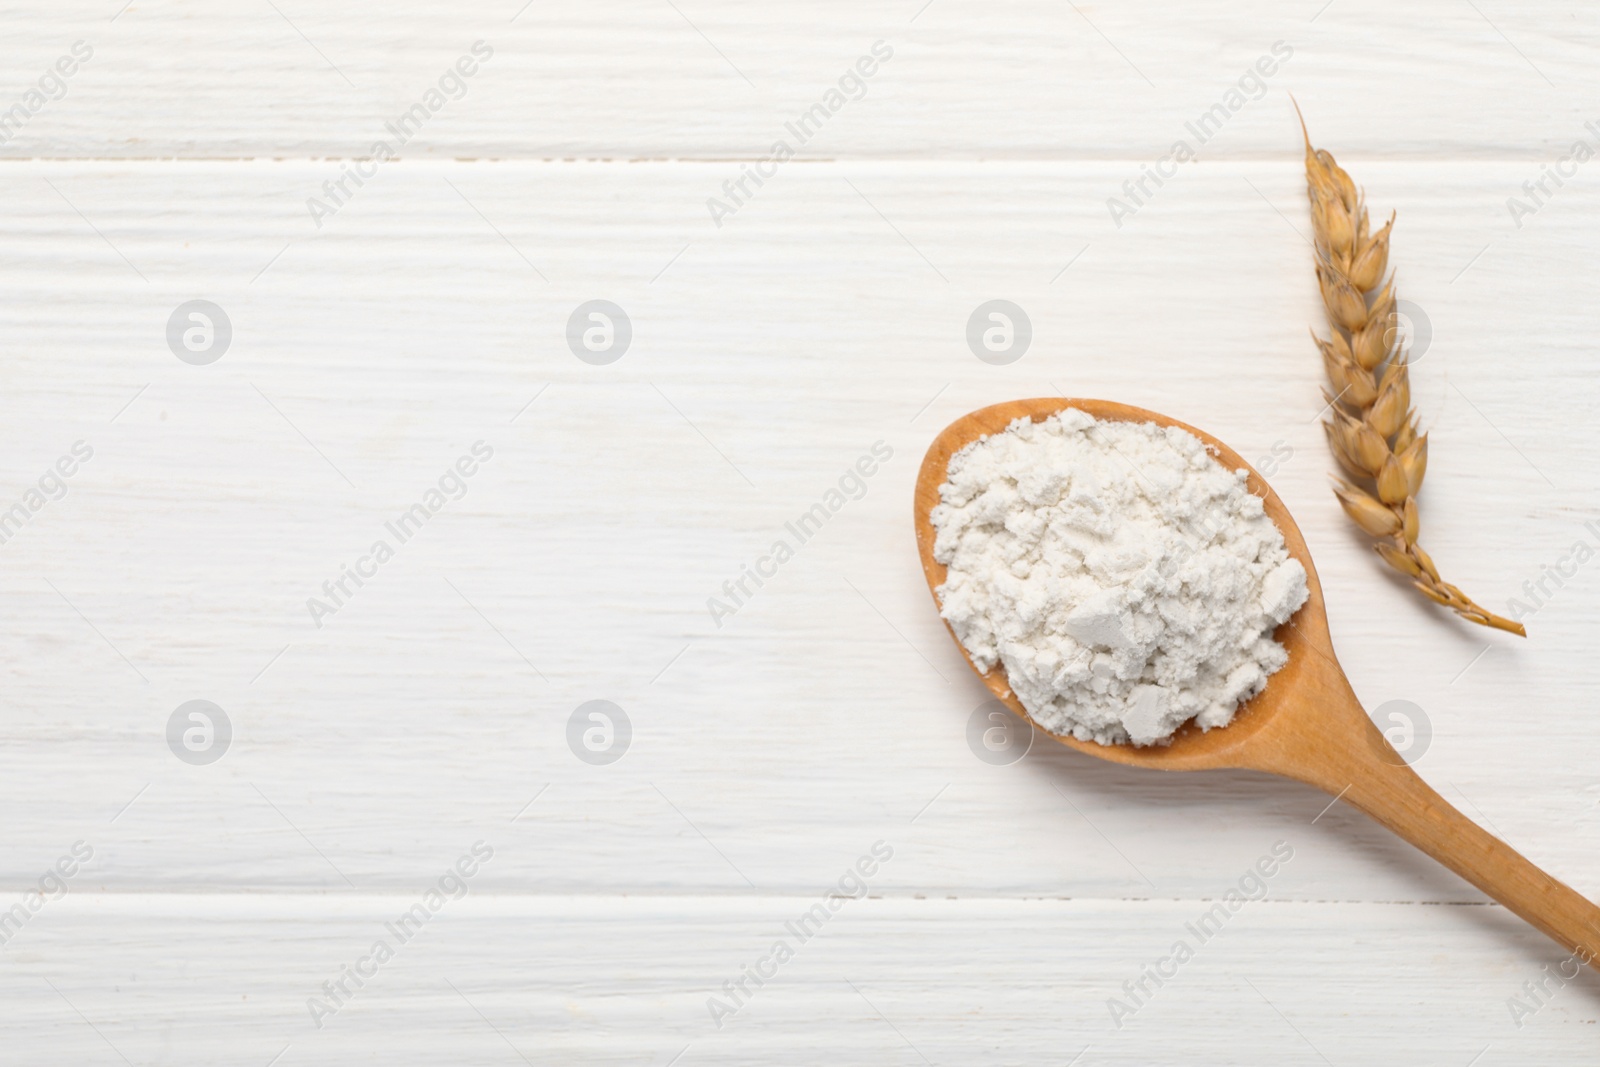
<box><xmin>930</xmin><ymin>410</ymin><xmax>1307</xmax><ymax>746</ymax></box>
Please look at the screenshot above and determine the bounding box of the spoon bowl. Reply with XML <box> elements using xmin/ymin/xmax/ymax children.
<box><xmin>914</xmin><ymin>397</ymin><xmax>1600</xmax><ymax>966</ymax></box>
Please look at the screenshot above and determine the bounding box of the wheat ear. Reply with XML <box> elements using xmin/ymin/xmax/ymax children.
<box><xmin>1295</xmin><ymin>104</ymin><xmax>1525</xmax><ymax>637</ymax></box>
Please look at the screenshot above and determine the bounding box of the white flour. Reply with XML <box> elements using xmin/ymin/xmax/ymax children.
<box><xmin>930</xmin><ymin>410</ymin><xmax>1307</xmax><ymax>746</ymax></box>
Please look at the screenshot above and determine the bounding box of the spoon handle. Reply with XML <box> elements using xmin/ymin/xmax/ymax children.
<box><xmin>1267</xmin><ymin>714</ymin><xmax>1600</xmax><ymax>967</ymax></box>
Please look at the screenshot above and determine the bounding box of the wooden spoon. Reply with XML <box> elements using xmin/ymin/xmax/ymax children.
<box><xmin>914</xmin><ymin>397</ymin><xmax>1600</xmax><ymax>967</ymax></box>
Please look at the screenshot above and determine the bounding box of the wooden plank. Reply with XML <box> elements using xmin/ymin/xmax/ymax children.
<box><xmin>4</xmin><ymin>894</ymin><xmax>1592</xmax><ymax>1064</ymax></box>
<box><xmin>0</xmin><ymin>2</ymin><xmax>1594</xmax><ymax>159</ymax></box>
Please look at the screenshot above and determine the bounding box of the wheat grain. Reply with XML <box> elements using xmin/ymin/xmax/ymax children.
<box><xmin>1296</xmin><ymin>103</ymin><xmax>1526</xmax><ymax>637</ymax></box>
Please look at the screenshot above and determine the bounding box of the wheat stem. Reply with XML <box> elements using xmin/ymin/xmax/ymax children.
<box><xmin>1295</xmin><ymin>102</ymin><xmax>1526</xmax><ymax>638</ymax></box>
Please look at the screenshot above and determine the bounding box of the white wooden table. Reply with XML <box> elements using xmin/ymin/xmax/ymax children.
<box><xmin>2</xmin><ymin>2</ymin><xmax>1597</xmax><ymax>1063</ymax></box>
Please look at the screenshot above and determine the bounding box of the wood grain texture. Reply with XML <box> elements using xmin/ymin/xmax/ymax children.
<box><xmin>0</xmin><ymin>2</ymin><xmax>1597</xmax><ymax>160</ymax></box>
<box><xmin>8</xmin><ymin>894</ymin><xmax>1600</xmax><ymax>1065</ymax></box>
<box><xmin>1</xmin><ymin>1</ymin><xmax>1599</xmax><ymax>1061</ymax></box>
